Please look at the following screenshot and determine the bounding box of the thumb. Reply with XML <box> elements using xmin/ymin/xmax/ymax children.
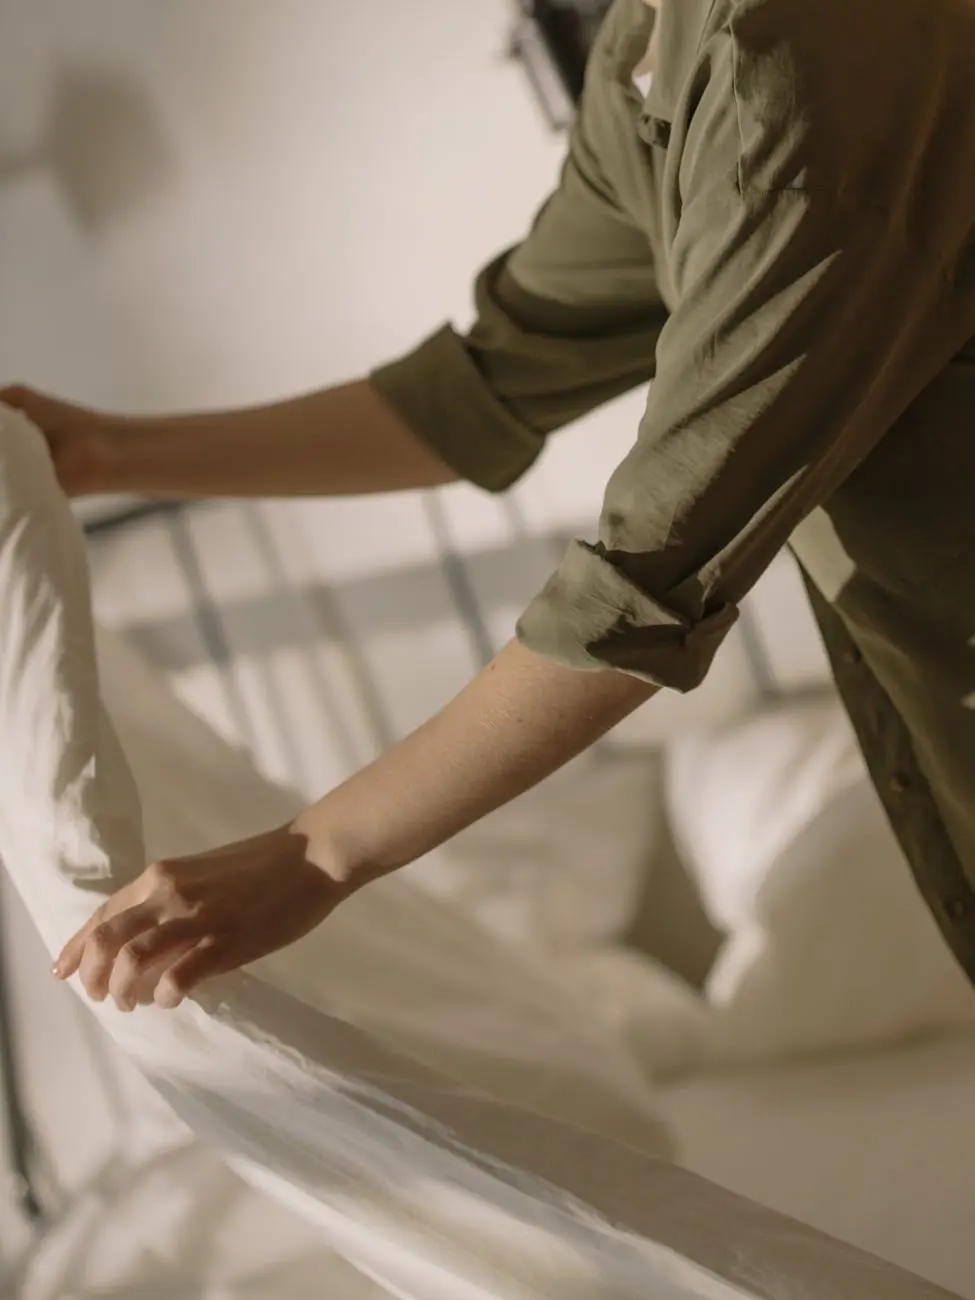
<box><xmin>54</xmin><ymin>900</ymin><xmax>110</xmax><ymax>981</ymax></box>
<box><xmin>1</xmin><ymin>385</ymin><xmax>80</xmax><ymax>429</ymax></box>
<box><xmin>0</xmin><ymin>383</ymin><xmax>34</xmax><ymax>410</ymax></box>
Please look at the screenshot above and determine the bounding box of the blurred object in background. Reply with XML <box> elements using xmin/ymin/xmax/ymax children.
<box><xmin>510</xmin><ymin>0</ymin><xmax>614</xmax><ymax>128</ymax></box>
<box><xmin>0</xmin><ymin>63</ymin><xmax>173</xmax><ymax>236</ymax></box>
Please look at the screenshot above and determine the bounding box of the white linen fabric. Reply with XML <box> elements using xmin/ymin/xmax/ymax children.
<box><xmin>0</xmin><ymin>402</ymin><xmax>748</xmax><ymax>1300</ymax></box>
<box><xmin>15</xmin><ymin>1032</ymin><xmax>975</xmax><ymax>1300</ymax></box>
<box><xmin>1</xmin><ymin>405</ymin><xmax>961</xmax><ymax>1300</ymax></box>
<box><xmin>15</xmin><ymin>1133</ymin><xmax>390</xmax><ymax>1300</ymax></box>
<box><xmin>664</xmin><ymin>1032</ymin><xmax>975</xmax><ymax>1300</ymax></box>
<box><xmin>664</xmin><ymin>696</ymin><xmax>975</xmax><ymax>1064</ymax></box>
<box><xmin>411</xmin><ymin>749</ymin><xmax>713</xmax><ymax>1080</ymax></box>
<box><xmin>411</xmin><ymin>748</ymin><xmax>662</xmax><ymax>952</ymax></box>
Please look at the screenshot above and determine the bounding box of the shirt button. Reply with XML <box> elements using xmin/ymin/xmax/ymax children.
<box><xmin>842</xmin><ymin>646</ymin><xmax>862</xmax><ymax>666</ymax></box>
<box><xmin>944</xmin><ymin>895</ymin><xmax>973</xmax><ymax>922</ymax></box>
<box><xmin>639</xmin><ymin>115</ymin><xmax>672</xmax><ymax>148</ymax></box>
<box><xmin>888</xmin><ymin>774</ymin><xmax>910</xmax><ymax>796</ymax></box>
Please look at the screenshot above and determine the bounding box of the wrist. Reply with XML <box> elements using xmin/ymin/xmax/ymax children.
<box><xmin>91</xmin><ymin>422</ymin><xmax>131</xmax><ymax>493</ymax></box>
<box><xmin>88</xmin><ymin>416</ymin><xmax>152</xmax><ymax>495</ymax></box>
<box><xmin>290</xmin><ymin>801</ymin><xmax>371</xmax><ymax>889</ymax></box>
<box><xmin>94</xmin><ymin>414</ymin><xmax>190</xmax><ymax>497</ymax></box>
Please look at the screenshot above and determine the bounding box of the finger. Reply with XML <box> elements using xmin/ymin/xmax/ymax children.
<box><xmin>108</xmin><ymin>920</ymin><xmax>201</xmax><ymax>1013</ymax></box>
<box><xmin>55</xmin><ymin>860</ymin><xmax>180</xmax><ymax>981</ymax></box>
<box><xmin>78</xmin><ymin>905</ymin><xmax>157</xmax><ymax>1003</ymax></box>
<box><xmin>54</xmin><ymin>902</ymin><xmax>111</xmax><ymax>981</ymax></box>
<box><xmin>0</xmin><ymin>384</ymin><xmax>31</xmax><ymax>409</ymax></box>
<box><xmin>55</xmin><ymin>876</ymin><xmax>148</xmax><ymax>979</ymax></box>
<box><xmin>155</xmin><ymin>938</ymin><xmax>232</xmax><ymax>1010</ymax></box>
<box><xmin>1</xmin><ymin>385</ymin><xmax>54</xmax><ymax>422</ymax></box>
<box><xmin>1</xmin><ymin>385</ymin><xmax>70</xmax><ymax>425</ymax></box>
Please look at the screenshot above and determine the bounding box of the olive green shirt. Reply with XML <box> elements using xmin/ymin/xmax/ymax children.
<box><xmin>373</xmin><ymin>0</ymin><xmax>975</xmax><ymax>980</ymax></box>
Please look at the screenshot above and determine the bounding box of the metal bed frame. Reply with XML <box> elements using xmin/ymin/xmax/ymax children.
<box><xmin>0</xmin><ymin>2</ymin><xmax>782</xmax><ymax>1261</ymax></box>
<box><xmin>0</xmin><ymin>482</ymin><xmax>780</xmax><ymax>1287</ymax></box>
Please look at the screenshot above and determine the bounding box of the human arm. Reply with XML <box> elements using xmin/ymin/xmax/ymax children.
<box><xmin>53</xmin><ymin>638</ymin><xmax>655</xmax><ymax>1011</ymax></box>
<box><xmin>0</xmin><ymin>378</ymin><xmax>458</xmax><ymax>498</ymax></box>
<box><xmin>297</xmin><ymin>637</ymin><xmax>655</xmax><ymax>876</ymax></box>
<box><xmin>0</xmin><ymin>11</ymin><xmax>667</xmax><ymax>504</ymax></box>
<box><xmin>48</xmin><ymin>6</ymin><xmax>969</xmax><ymax>1016</ymax></box>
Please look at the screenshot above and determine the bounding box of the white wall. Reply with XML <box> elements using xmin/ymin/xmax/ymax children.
<box><xmin>0</xmin><ymin>0</ymin><xmax>562</xmax><ymax>405</ymax></box>
<box><xmin>0</xmin><ymin>0</ymin><xmax>698</xmax><ymax>530</ymax></box>
<box><xmin>0</xmin><ymin>0</ymin><xmax>832</xmax><ymax>1266</ymax></box>
<box><xmin>0</xmin><ymin>0</ymin><xmax>585</xmax><ymax>1262</ymax></box>
<box><xmin>0</xmin><ymin>4</ymin><xmax>835</xmax><ymax>787</ymax></box>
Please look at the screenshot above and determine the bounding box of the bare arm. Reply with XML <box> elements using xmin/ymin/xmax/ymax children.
<box><xmin>55</xmin><ymin>640</ymin><xmax>657</xmax><ymax>1009</ymax></box>
<box><xmin>1</xmin><ymin>379</ymin><xmax>457</xmax><ymax>499</ymax></box>
<box><xmin>300</xmin><ymin>638</ymin><xmax>658</xmax><ymax>881</ymax></box>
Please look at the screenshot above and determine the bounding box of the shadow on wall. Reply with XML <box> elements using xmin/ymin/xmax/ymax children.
<box><xmin>0</xmin><ymin>63</ymin><xmax>174</xmax><ymax>235</ymax></box>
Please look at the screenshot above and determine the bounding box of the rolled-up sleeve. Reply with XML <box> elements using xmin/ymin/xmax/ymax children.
<box><xmin>518</xmin><ymin>76</ymin><xmax>957</xmax><ymax>689</ymax></box>
<box><xmin>370</xmin><ymin>54</ymin><xmax>668</xmax><ymax>492</ymax></box>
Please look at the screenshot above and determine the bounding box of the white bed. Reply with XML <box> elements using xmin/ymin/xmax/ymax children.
<box><xmin>3</xmin><ymin>405</ymin><xmax>975</xmax><ymax>1299</ymax></box>
<box><xmin>5</xmin><ymin>624</ymin><xmax>974</xmax><ymax>1300</ymax></box>
<box><xmin>666</xmin><ymin>1034</ymin><xmax>975</xmax><ymax>1299</ymax></box>
<box><xmin>9</xmin><ymin>902</ymin><xmax>975</xmax><ymax>1299</ymax></box>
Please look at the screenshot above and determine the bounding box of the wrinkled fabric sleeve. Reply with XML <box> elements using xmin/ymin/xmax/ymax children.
<box><xmin>517</xmin><ymin>66</ymin><xmax>956</xmax><ymax>691</ymax></box>
<box><xmin>370</xmin><ymin>78</ymin><xmax>668</xmax><ymax>492</ymax></box>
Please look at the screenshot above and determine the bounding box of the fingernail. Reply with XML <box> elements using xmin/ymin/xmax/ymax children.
<box><xmin>51</xmin><ymin>961</ymin><xmax>62</xmax><ymax>979</ymax></box>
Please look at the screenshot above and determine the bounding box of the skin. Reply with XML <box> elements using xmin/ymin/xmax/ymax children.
<box><xmin>0</xmin><ymin>377</ymin><xmax>657</xmax><ymax>1013</ymax></box>
<box><xmin>0</xmin><ymin>0</ymin><xmax>665</xmax><ymax>1013</ymax></box>
<box><xmin>640</xmin><ymin>0</ymin><xmax>661</xmax><ymax>71</ymax></box>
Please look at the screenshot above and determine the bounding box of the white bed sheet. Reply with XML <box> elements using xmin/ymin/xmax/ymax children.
<box><xmin>17</xmin><ymin>1027</ymin><xmax>975</xmax><ymax>1299</ymax></box>
<box><xmin>3</xmin><ymin>403</ymin><xmax>967</xmax><ymax>1299</ymax></box>
<box><xmin>664</xmin><ymin>1033</ymin><xmax>975</xmax><ymax>1299</ymax></box>
<box><xmin>69</xmin><ymin>626</ymin><xmax>975</xmax><ymax>1300</ymax></box>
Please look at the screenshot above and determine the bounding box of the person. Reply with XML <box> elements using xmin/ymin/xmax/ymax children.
<box><xmin>4</xmin><ymin>0</ymin><xmax>975</xmax><ymax>1016</ymax></box>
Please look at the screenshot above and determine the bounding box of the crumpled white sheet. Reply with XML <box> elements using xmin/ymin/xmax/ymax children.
<box><xmin>412</xmin><ymin>748</ymin><xmax>663</xmax><ymax>952</ymax></box>
<box><xmin>0</xmin><ymin>403</ymin><xmax>756</xmax><ymax>1300</ymax></box>
<box><xmin>16</xmin><ymin>1133</ymin><xmax>388</xmax><ymax>1300</ymax></box>
<box><xmin>95</xmin><ymin>628</ymin><xmax>675</xmax><ymax>1147</ymax></box>
<box><xmin>1</xmin><ymin>405</ymin><xmax>959</xmax><ymax>1300</ymax></box>
<box><xmin>409</xmin><ymin>747</ymin><xmax>711</xmax><ymax>1080</ymax></box>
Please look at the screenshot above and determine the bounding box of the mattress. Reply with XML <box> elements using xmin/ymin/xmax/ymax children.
<box><xmin>664</xmin><ymin>1033</ymin><xmax>975</xmax><ymax>1299</ymax></box>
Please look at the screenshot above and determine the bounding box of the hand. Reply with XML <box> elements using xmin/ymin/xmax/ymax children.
<box><xmin>0</xmin><ymin>384</ymin><xmax>122</xmax><ymax>497</ymax></box>
<box><xmin>53</xmin><ymin>824</ymin><xmax>352</xmax><ymax>1012</ymax></box>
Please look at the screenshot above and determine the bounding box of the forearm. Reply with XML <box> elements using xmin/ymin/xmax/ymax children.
<box><xmin>297</xmin><ymin>638</ymin><xmax>656</xmax><ymax>882</ymax></box>
<box><xmin>101</xmin><ymin>379</ymin><xmax>457</xmax><ymax>498</ymax></box>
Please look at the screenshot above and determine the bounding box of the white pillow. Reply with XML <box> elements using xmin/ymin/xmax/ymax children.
<box><xmin>412</xmin><ymin>748</ymin><xmax>663</xmax><ymax>951</ymax></box>
<box><xmin>0</xmin><ymin>403</ymin><xmax>698</xmax><ymax>1300</ymax></box>
<box><xmin>545</xmin><ymin>946</ymin><xmax>712</xmax><ymax>1080</ymax></box>
<box><xmin>665</xmin><ymin>695</ymin><xmax>975</xmax><ymax>1064</ymax></box>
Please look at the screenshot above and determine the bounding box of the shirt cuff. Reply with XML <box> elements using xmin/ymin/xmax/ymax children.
<box><xmin>516</xmin><ymin>539</ymin><xmax>739</xmax><ymax>692</ymax></box>
<box><xmin>369</xmin><ymin>325</ymin><xmax>545</xmax><ymax>493</ymax></box>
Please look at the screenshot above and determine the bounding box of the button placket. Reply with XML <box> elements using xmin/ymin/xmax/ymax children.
<box><xmin>944</xmin><ymin>895</ymin><xmax>973</xmax><ymax>922</ymax></box>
